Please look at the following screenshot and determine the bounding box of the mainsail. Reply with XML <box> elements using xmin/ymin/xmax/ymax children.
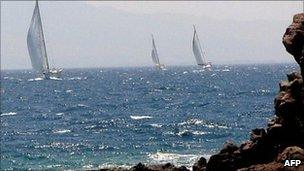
<box><xmin>192</xmin><ymin>25</ymin><xmax>207</xmax><ymax>66</ymax></box>
<box><xmin>27</xmin><ymin>0</ymin><xmax>49</xmax><ymax>73</ymax></box>
<box><xmin>151</xmin><ymin>35</ymin><xmax>161</xmax><ymax>66</ymax></box>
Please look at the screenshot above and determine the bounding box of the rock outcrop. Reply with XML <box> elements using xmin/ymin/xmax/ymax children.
<box><xmin>283</xmin><ymin>13</ymin><xmax>304</xmax><ymax>77</ymax></box>
<box><xmin>97</xmin><ymin>163</ymin><xmax>190</xmax><ymax>171</ymax></box>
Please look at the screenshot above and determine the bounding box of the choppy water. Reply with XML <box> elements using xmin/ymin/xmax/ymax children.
<box><xmin>0</xmin><ymin>64</ymin><xmax>298</xmax><ymax>170</ymax></box>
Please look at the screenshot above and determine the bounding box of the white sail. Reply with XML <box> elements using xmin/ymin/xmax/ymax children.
<box><xmin>151</xmin><ymin>35</ymin><xmax>161</xmax><ymax>66</ymax></box>
<box><xmin>192</xmin><ymin>26</ymin><xmax>207</xmax><ymax>66</ymax></box>
<box><xmin>27</xmin><ymin>1</ymin><xmax>49</xmax><ymax>73</ymax></box>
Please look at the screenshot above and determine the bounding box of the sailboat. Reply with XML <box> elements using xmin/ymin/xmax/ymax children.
<box><xmin>192</xmin><ymin>25</ymin><xmax>212</xmax><ymax>69</ymax></box>
<box><xmin>27</xmin><ymin>0</ymin><xmax>62</xmax><ymax>79</ymax></box>
<box><xmin>151</xmin><ymin>34</ymin><xmax>166</xmax><ymax>70</ymax></box>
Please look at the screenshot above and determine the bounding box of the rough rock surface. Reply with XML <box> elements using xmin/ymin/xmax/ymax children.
<box><xmin>283</xmin><ymin>13</ymin><xmax>304</xmax><ymax>77</ymax></box>
<box><xmin>97</xmin><ymin>163</ymin><xmax>190</xmax><ymax>171</ymax></box>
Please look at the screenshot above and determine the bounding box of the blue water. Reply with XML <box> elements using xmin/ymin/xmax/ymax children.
<box><xmin>0</xmin><ymin>64</ymin><xmax>298</xmax><ymax>170</ymax></box>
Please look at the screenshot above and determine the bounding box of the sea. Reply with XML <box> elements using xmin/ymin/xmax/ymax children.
<box><xmin>0</xmin><ymin>64</ymin><xmax>298</xmax><ymax>170</ymax></box>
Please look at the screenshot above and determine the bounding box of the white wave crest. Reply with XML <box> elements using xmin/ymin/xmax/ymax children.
<box><xmin>130</xmin><ymin>115</ymin><xmax>152</xmax><ymax>120</ymax></box>
<box><xmin>50</xmin><ymin>77</ymin><xmax>62</xmax><ymax>80</ymax></box>
<box><xmin>53</xmin><ymin>129</ymin><xmax>71</xmax><ymax>134</ymax></box>
<box><xmin>148</xmin><ymin>152</ymin><xmax>200</xmax><ymax>167</ymax></box>
<box><xmin>150</xmin><ymin>123</ymin><xmax>162</xmax><ymax>128</ymax></box>
<box><xmin>178</xmin><ymin>119</ymin><xmax>204</xmax><ymax>126</ymax></box>
<box><xmin>1</xmin><ymin>112</ymin><xmax>17</xmax><ymax>116</ymax></box>
<box><xmin>68</xmin><ymin>77</ymin><xmax>87</xmax><ymax>80</ymax></box>
<box><xmin>28</xmin><ymin>77</ymin><xmax>44</xmax><ymax>81</ymax></box>
<box><xmin>77</xmin><ymin>104</ymin><xmax>89</xmax><ymax>107</ymax></box>
<box><xmin>97</xmin><ymin>163</ymin><xmax>132</xmax><ymax>169</ymax></box>
<box><xmin>176</xmin><ymin>130</ymin><xmax>208</xmax><ymax>136</ymax></box>
<box><xmin>178</xmin><ymin>119</ymin><xmax>229</xmax><ymax>129</ymax></box>
<box><xmin>66</xmin><ymin>89</ymin><xmax>73</xmax><ymax>93</ymax></box>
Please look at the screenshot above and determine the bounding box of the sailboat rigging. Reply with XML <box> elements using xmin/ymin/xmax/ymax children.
<box><xmin>27</xmin><ymin>0</ymin><xmax>62</xmax><ymax>79</ymax></box>
<box><xmin>192</xmin><ymin>25</ymin><xmax>212</xmax><ymax>69</ymax></box>
<box><xmin>151</xmin><ymin>34</ymin><xmax>166</xmax><ymax>70</ymax></box>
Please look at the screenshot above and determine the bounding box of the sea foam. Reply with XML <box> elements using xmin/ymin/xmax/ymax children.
<box><xmin>1</xmin><ymin>112</ymin><xmax>17</xmax><ymax>116</ymax></box>
<box><xmin>130</xmin><ymin>115</ymin><xmax>153</xmax><ymax>120</ymax></box>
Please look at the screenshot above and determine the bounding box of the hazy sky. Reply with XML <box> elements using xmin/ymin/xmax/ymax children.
<box><xmin>1</xmin><ymin>1</ymin><xmax>302</xmax><ymax>70</ymax></box>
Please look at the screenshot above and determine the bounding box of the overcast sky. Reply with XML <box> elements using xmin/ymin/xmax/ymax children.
<box><xmin>1</xmin><ymin>1</ymin><xmax>302</xmax><ymax>70</ymax></box>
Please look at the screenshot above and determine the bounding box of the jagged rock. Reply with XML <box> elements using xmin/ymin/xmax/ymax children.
<box><xmin>192</xmin><ymin>157</ymin><xmax>207</xmax><ymax>171</ymax></box>
<box><xmin>220</xmin><ymin>142</ymin><xmax>239</xmax><ymax>154</ymax></box>
<box><xmin>206</xmin><ymin>151</ymin><xmax>239</xmax><ymax>171</ymax></box>
<box><xmin>131</xmin><ymin>163</ymin><xmax>146</xmax><ymax>171</ymax></box>
<box><xmin>237</xmin><ymin>162</ymin><xmax>284</xmax><ymax>171</ymax></box>
<box><xmin>283</xmin><ymin>13</ymin><xmax>304</xmax><ymax>77</ymax></box>
<box><xmin>276</xmin><ymin>146</ymin><xmax>304</xmax><ymax>162</ymax></box>
<box><xmin>96</xmin><ymin>163</ymin><xmax>189</xmax><ymax>171</ymax></box>
<box><xmin>274</xmin><ymin>71</ymin><xmax>304</xmax><ymax>130</ymax></box>
<box><xmin>250</xmin><ymin>128</ymin><xmax>266</xmax><ymax>142</ymax></box>
<box><xmin>129</xmin><ymin>163</ymin><xmax>189</xmax><ymax>171</ymax></box>
<box><xmin>274</xmin><ymin>91</ymin><xmax>297</xmax><ymax>118</ymax></box>
<box><xmin>287</xmin><ymin>72</ymin><xmax>302</xmax><ymax>82</ymax></box>
<box><xmin>238</xmin><ymin>146</ymin><xmax>304</xmax><ymax>171</ymax></box>
<box><xmin>98</xmin><ymin>167</ymin><xmax>128</xmax><ymax>171</ymax></box>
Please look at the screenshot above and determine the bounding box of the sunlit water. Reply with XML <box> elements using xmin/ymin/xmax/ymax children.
<box><xmin>0</xmin><ymin>64</ymin><xmax>298</xmax><ymax>170</ymax></box>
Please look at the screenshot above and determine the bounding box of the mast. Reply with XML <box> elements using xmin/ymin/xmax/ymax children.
<box><xmin>152</xmin><ymin>34</ymin><xmax>158</xmax><ymax>59</ymax></box>
<box><xmin>151</xmin><ymin>34</ymin><xmax>160</xmax><ymax>65</ymax></box>
<box><xmin>36</xmin><ymin>0</ymin><xmax>50</xmax><ymax>70</ymax></box>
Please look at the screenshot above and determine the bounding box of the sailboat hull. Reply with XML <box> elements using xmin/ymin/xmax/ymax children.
<box><xmin>198</xmin><ymin>62</ymin><xmax>212</xmax><ymax>69</ymax></box>
<box><xmin>42</xmin><ymin>68</ymin><xmax>63</xmax><ymax>79</ymax></box>
<box><xmin>50</xmin><ymin>68</ymin><xmax>63</xmax><ymax>77</ymax></box>
<box><xmin>156</xmin><ymin>64</ymin><xmax>166</xmax><ymax>70</ymax></box>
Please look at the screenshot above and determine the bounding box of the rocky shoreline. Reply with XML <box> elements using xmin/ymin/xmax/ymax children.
<box><xmin>94</xmin><ymin>13</ymin><xmax>304</xmax><ymax>171</ymax></box>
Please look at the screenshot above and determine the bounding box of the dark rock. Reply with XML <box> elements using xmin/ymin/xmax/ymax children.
<box><xmin>220</xmin><ymin>142</ymin><xmax>239</xmax><ymax>154</ymax></box>
<box><xmin>192</xmin><ymin>157</ymin><xmax>207</xmax><ymax>171</ymax></box>
<box><xmin>266</xmin><ymin>123</ymin><xmax>284</xmax><ymax>140</ymax></box>
<box><xmin>131</xmin><ymin>163</ymin><xmax>147</xmax><ymax>171</ymax></box>
<box><xmin>250</xmin><ymin>128</ymin><xmax>266</xmax><ymax>142</ymax></box>
<box><xmin>130</xmin><ymin>163</ymin><xmax>189</xmax><ymax>171</ymax></box>
<box><xmin>238</xmin><ymin>147</ymin><xmax>304</xmax><ymax>171</ymax></box>
<box><xmin>97</xmin><ymin>167</ymin><xmax>128</xmax><ymax>171</ymax></box>
<box><xmin>279</xmin><ymin>81</ymin><xmax>289</xmax><ymax>91</ymax></box>
<box><xmin>237</xmin><ymin>162</ymin><xmax>284</xmax><ymax>171</ymax></box>
<box><xmin>276</xmin><ymin>146</ymin><xmax>304</xmax><ymax>162</ymax></box>
<box><xmin>275</xmin><ymin>91</ymin><xmax>297</xmax><ymax>118</ymax></box>
<box><xmin>287</xmin><ymin>72</ymin><xmax>302</xmax><ymax>82</ymax></box>
<box><xmin>283</xmin><ymin>13</ymin><xmax>304</xmax><ymax>77</ymax></box>
<box><xmin>206</xmin><ymin>152</ymin><xmax>239</xmax><ymax>171</ymax></box>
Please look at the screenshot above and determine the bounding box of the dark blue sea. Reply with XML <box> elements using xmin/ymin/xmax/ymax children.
<box><xmin>0</xmin><ymin>64</ymin><xmax>298</xmax><ymax>170</ymax></box>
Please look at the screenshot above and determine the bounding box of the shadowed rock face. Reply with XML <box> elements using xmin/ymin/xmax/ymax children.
<box><xmin>283</xmin><ymin>13</ymin><xmax>304</xmax><ymax>77</ymax></box>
